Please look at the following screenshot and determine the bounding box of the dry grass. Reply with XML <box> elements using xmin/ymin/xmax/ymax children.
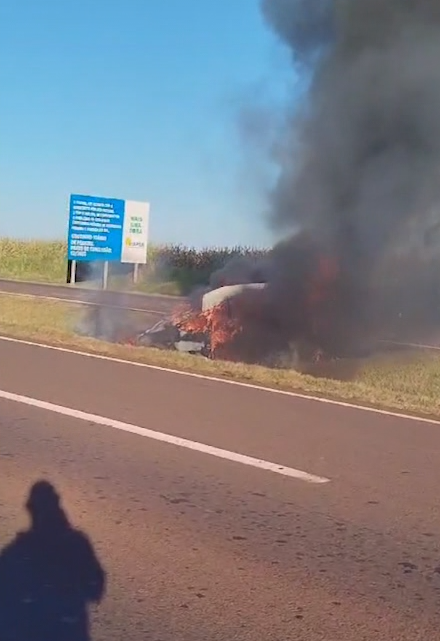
<box><xmin>0</xmin><ymin>293</ymin><xmax>439</xmax><ymax>418</ymax></box>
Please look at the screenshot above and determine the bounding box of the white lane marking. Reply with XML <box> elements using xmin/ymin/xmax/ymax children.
<box><xmin>0</xmin><ymin>278</ymin><xmax>179</xmax><ymax>300</ymax></box>
<box><xmin>0</xmin><ymin>388</ymin><xmax>330</xmax><ymax>484</ymax></box>
<box><xmin>1</xmin><ymin>335</ymin><xmax>439</xmax><ymax>426</ymax></box>
<box><xmin>0</xmin><ymin>291</ymin><xmax>164</xmax><ymax>316</ymax></box>
<box><xmin>380</xmin><ymin>338</ymin><xmax>440</xmax><ymax>352</ymax></box>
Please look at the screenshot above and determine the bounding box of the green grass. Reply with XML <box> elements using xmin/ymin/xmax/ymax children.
<box><xmin>0</xmin><ymin>238</ymin><xmax>267</xmax><ymax>294</ymax></box>
<box><xmin>0</xmin><ymin>292</ymin><xmax>439</xmax><ymax>419</ymax></box>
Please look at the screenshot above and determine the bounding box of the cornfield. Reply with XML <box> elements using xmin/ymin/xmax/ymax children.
<box><xmin>0</xmin><ymin>239</ymin><xmax>269</xmax><ymax>294</ymax></box>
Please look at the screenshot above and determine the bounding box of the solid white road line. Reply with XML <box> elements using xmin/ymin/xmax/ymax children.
<box><xmin>0</xmin><ymin>388</ymin><xmax>330</xmax><ymax>485</ymax></box>
<box><xmin>1</xmin><ymin>334</ymin><xmax>439</xmax><ymax>426</ymax></box>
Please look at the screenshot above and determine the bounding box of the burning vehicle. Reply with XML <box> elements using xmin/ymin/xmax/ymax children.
<box><xmin>130</xmin><ymin>218</ymin><xmax>440</xmax><ymax>366</ymax></box>
<box><xmin>136</xmin><ymin>283</ymin><xmax>269</xmax><ymax>361</ymax></box>
<box><xmin>132</xmin><ymin>234</ymin><xmax>354</xmax><ymax>367</ymax></box>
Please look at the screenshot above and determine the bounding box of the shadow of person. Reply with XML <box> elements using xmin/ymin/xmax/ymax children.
<box><xmin>0</xmin><ymin>480</ymin><xmax>106</xmax><ymax>641</ymax></box>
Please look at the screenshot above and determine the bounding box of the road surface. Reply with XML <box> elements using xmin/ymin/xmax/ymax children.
<box><xmin>1</xmin><ymin>336</ymin><xmax>440</xmax><ymax>639</ymax></box>
<box><xmin>0</xmin><ymin>278</ymin><xmax>180</xmax><ymax>316</ymax></box>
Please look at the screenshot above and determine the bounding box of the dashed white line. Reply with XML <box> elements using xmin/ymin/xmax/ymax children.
<box><xmin>0</xmin><ymin>388</ymin><xmax>330</xmax><ymax>484</ymax></box>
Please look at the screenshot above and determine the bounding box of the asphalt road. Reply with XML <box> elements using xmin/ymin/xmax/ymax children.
<box><xmin>1</xmin><ymin>337</ymin><xmax>440</xmax><ymax>639</ymax></box>
<box><xmin>0</xmin><ymin>278</ymin><xmax>180</xmax><ymax>316</ymax></box>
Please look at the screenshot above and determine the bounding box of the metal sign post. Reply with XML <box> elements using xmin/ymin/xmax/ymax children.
<box><xmin>103</xmin><ymin>261</ymin><xmax>109</xmax><ymax>290</ymax></box>
<box><xmin>133</xmin><ymin>263</ymin><xmax>140</xmax><ymax>284</ymax></box>
<box><xmin>70</xmin><ymin>259</ymin><xmax>77</xmax><ymax>284</ymax></box>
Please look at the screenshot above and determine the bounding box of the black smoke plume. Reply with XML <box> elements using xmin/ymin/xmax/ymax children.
<box><xmin>255</xmin><ymin>0</ymin><xmax>440</xmax><ymax>347</ymax></box>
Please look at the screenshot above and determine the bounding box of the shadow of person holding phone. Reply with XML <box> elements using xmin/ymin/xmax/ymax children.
<box><xmin>0</xmin><ymin>480</ymin><xmax>106</xmax><ymax>641</ymax></box>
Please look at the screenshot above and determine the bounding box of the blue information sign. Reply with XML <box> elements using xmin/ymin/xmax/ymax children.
<box><xmin>67</xmin><ymin>194</ymin><xmax>125</xmax><ymax>262</ymax></box>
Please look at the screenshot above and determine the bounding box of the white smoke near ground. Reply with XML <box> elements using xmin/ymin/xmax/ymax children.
<box><xmin>74</xmin><ymin>261</ymin><xmax>145</xmax><ymax>342</ymax></box>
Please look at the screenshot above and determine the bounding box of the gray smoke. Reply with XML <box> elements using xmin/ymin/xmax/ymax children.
<box><xmin>261</xmin><ymin>0</ymin><xmax>335</xmax><ymax>65</ymax></box>
<box><xmin>259</xmin><ymin>0</ymin><xmax>440</xmax><ymax>343</ymax></box>
<box><xmin>209</xmin><ymin>255</ymin><xmax>268</xmax><ymax>289</ymax></box>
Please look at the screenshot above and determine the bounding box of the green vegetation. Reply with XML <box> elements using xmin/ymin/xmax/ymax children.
<box><xmin>0</xmin><ymin>292</ymin><xmax>439</xmax><ymax>419</ymax></box>
<box><xmin>0</xmin><ymin>238</ymin><xmax>267</xmax><ymax>294</ymax></box>
<box><xmin>0</xmin><ymin>239</ymin><xmax>68</xmax><ymax>284</ymax></box>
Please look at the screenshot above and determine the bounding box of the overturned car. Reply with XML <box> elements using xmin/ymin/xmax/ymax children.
<box><xmin>133</xmin><ymin>272</ymin><xmax>349</xmax><ymax>367</ymax></box>
<box><xmin>131</xmin><ymin>230</ymin><xmax>379</xmax><ymax>366</ymax></box>
<box><xmin>136</xmin><ymin>283</ymin><xmax>269</xmax><ymax>359</ymax></box>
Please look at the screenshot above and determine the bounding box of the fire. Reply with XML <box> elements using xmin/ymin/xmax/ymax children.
<box><xmin>170</xmin><ymin>251</ymin><xmax>341</xmax><ymax>363</ymax></box>
<box><xmin>127</xmin><ymin>244</ymin><xmax>343</xmax><ymax>365</ymax></box>
<box><xmin>172</xmin><ymin>301</ymin><xmax>242</xmax><ymax>359</ymax></box>
<box><xmin>308</xmin><ymin>255</ymin><xmax>340</xmax><ymax>306</ymax></box>
<box><xmin>306</xmin><ymin>253</ymin><xmax>340</xmax><ymax>356</ymax></box>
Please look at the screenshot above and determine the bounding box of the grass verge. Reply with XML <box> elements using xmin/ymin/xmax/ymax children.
<box><xmin>0</xmin><ymin>293</ymin><xmax>439</xmax><ymax>419</ymax></box>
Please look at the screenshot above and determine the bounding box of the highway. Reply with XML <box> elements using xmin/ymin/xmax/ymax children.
<box><xmin>1</xmin><ymin>337</ymin><xmax>440</xmax><ymax>639</ymax></box>
<box><xmin>0</xmin><ymin>278</ymin><xmax>179</xmax><ymax>316</ymax></box>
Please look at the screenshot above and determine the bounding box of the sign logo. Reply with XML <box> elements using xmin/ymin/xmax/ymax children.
<box><xmin>125</xmin><ymin>237</ymin><xmax>145</xmax><ymax>249</ymax></box>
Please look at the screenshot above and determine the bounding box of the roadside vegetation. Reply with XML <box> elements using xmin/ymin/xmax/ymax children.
<box><xmin>0</xmin><ymin>293</ymin><xmax>439</xmax><ymax>419</ymax></box>
<box><xmin>0</xmin><ymin>239</ymin><xmax>68</xmax><ymax>284</ymax></box>
<box><xmin>0</xmin><ymin>238</ymin><xmax>267</xmax><ymax>295</ymax></box>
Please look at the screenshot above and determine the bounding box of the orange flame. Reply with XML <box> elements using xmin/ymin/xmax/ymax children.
<box><xmin>172</xmin><ymin>301</ymin><xmax>242</xmax><ymax>359</ymax></box>
<box><xmin>132</xmin><ymin>250</ymin><xmax>341</xmax><ymax>363</ymax></box>
<box><xmin>307</xmin><ymin>254</ymin><xmax>340</xmax><ymax>346</ymax></box>
<box><xmin>308</xmin><ymin>255</ymin><xmax>340</xmax><ymax>305</ymax></box>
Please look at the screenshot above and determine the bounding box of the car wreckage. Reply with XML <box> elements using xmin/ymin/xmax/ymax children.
<box><xmin>132</xmin><ymin>274</ymin><xmax>347</xmax><ymax>367</ymax></box>
<box><xmin>135</xmin><ymin>283</ymin><xmax>269</xmax><ymax>358</ymax></box>
<box><xmin>131</xmin><ymin>241</ymin><xmax>382</xmax><ymax>366</ymax></box>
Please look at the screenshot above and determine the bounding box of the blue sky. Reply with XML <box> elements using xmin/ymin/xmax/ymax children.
<box><xmin>0</xmin><ymin>0</ymin><xmax>295</xmax><ymax>248</ymax></box>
